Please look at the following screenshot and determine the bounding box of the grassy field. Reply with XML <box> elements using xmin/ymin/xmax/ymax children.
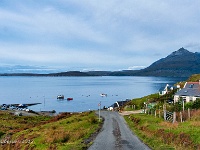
<box><xmin>187</xmin><ymin>74</ymin><xmax>200</xmax><ymax>82</ymax></box>
<box><xmin>0</xmin><ymin>111</ymin><xmax>51</xmax><ymax>136</ymax></box>
<box><xmin>124</xmin><ymin>110</ymin><xmax>200</xmax><ymax>150</ymax></box>
<box><xmin>0</xmin><ymin>111</ymin><xmax>101</xmax><ymax>150</ymax></box>
<box><xmin>124</xmin><ymin>93</ymin><xmax>159</xmax><ymax>111</ymax></box>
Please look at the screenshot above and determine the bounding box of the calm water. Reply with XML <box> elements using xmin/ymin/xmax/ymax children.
<box><xmin>0</xmin><ymin>76</ymin><xmax>185</xmax><ymax>113</ymax></box>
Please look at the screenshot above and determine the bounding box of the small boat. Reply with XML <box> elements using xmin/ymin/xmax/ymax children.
<box><xmin>18</xmin><ymin>104</ymin><xmax>28</xmax><ymax>108</ymax></box>
<box><xmin>100</xmin><ymin>93</ymin><xmax>107</xmax><ymax>97</ymax></box>
<box><xmin>67</xmin><ymin>98</ymin><xmax>73</xmax><ymax>101</ymax></box>
<box><xmin>57</xmin><ymin>95</ymin><xmax>64</xmax><ymax>99</ymax></box>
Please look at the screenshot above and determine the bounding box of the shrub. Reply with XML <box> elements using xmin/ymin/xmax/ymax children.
<box><xmin>0</xmin><ymin>131</ymin><xmax>5</xmax><ymax>138</ymax></box>
<box><xmin>129</xmin><ymin>116</ymin><xmax>141</xmax><ymax>124</ymax></box>
<box><xmin>176</xmin><ymin>133</ymin><xmax>193</xmax><ymax>148</ymax></box>
<box><xmin>61</xmin><ymin>133</ymin><xmax>70</xmax><ymax>143</ymax></box>
<box><xmin>89</xmin><ymin>116</ymin><xmax>98</xmax><ymax>124</ymax></box>
<box><xmin>192</xmin><ymin>99</ymin><xmax>200</xmax><ymax>109</ymax></box>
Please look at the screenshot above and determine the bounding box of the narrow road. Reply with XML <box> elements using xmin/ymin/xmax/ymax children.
<box><xmin>88</xmin><ymin>111</ymin><xmax>151</xmax><ymax>150</ymax></box>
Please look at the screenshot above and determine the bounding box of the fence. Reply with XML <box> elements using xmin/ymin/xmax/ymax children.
<box><xmin>146</xmin><ymin>108</ymin><xmax>198</xmax><ymax>123</ymax></box>
<box><xmin>125</xmin><ymin>104</ymin><xmax>199</xmax><ymax>123</ymax></box>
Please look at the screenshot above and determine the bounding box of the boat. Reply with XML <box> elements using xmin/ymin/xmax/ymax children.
<box><xmin>57</xmin><ymin>95</ymin><xmax>64</xmax><ymax>99</ymax></box>
<box><xmin>18</xmin><ymin>104</ymin><xmax>28</xmax><ymax>108</ymax></box>
<box><xmin>67</xmin><ymin>98</ymin><xmax>73</xmax><ymax>101</ymax></box>
<box><xmin>100</xmin><ymin>93</ymin><xmax>107</xmax><ymax>97</ymax></box>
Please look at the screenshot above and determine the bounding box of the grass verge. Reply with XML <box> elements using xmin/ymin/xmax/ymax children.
<box><xmin>124</xmin><ymin>110</ymin><xmax>200</xmax><ymax>150</ymax></box>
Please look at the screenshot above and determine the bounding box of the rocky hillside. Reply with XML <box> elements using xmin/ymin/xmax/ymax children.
<box><xmin>133</xmin><ymin>48</ymin><xmax>200</xmax><ymax>77</ymax></box>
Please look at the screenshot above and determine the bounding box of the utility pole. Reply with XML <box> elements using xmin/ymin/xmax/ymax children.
<box><xmin>144</xmin><ymin>102</ymin><xmax>146</xmax><ymax>113</ymax></box>
<box><xmin>98</xmin><ymin>102</ymin><xmax>101</xmax><ymax>122</ymax></box>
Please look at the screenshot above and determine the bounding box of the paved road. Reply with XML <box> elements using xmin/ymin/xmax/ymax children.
<box><xmin>88</xmin><ymin>111</ymin><xmax>151</xmax><ymax>150</ymax></box>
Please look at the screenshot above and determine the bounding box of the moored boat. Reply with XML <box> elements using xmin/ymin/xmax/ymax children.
<box><xmin>57</xmin><ymin>95</ymin><xmax>64</xmax><ymax>99</ymax></box>
<box><xmin>100</xmin><ymin>93</ymin><xmax>107</xmax><ymax>97</ymax></box>
<box><xmin>67</xmin><ymin>98</ymin><xmax>73</xmax><ymax>101</ymax></box>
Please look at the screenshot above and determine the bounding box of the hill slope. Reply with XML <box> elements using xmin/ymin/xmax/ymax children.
<box><xmin>134</xmin><ymin>48</ymin><xmax>200</xmax><ymax>77</ymax></box>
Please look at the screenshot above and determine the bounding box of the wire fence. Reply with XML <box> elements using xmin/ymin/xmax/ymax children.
<box><xmin>145</xmin><ymin>108</ymin><xmax>199</xmax><ymax>123</ymax></box>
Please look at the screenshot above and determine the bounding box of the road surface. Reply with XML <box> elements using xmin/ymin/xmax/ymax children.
<box><xmin>88</xmin><ymin>111</ymin><xmax>151</xmax><ymax>150</ymax></box>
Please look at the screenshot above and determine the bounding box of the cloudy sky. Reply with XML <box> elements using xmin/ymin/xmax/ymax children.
<box><xmin>0</xmin><ymin>0</ymin><xmax>200</xmax><ymax>73</ymax></box>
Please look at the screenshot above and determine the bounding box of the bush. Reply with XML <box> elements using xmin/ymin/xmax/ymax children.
<box><xmin>185</xmin><ymin>102</ymin><xmax>193</xmax><ymax>109</ymax></box>
<box><xmin>0</xmin><ymin>131</ymin><xmax>5</xmax><ymax>138</ymax></box>
<box><xmin>89</xmin><ymin>116</ymin><xmax>98</xmax><ymax>124</ymax></box>
<box><xmin>172</xmin><ymin>102</ymin><xmax>182</xmax><ymax>112</ymax></box>
<box><xmin>61</xmin><ymin>134</ymin><xmax>70</xmax><ymax>143</ymax></box>
<box><xmin>192</xmin><ymin>99</ymin><xmax>200</xmax><ymax>109</ymax></box>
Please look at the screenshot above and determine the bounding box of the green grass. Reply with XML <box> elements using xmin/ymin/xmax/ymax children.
<box><xmin>125</xmin><ymin>111</ymin><xmax>200</xmax><ymax>150</ymax></box>
<box><xmin>0</xmin><ymin>111</ymin><xmax>51</xmax><ymax>134</ymax></box>
<box><xmin>187</xmin><ymin>74</ymin><xmax>200</xmax><ymax>82</ymax></box>
<box><xmin>124</xmin><ymin>93</ymin><xmax>159</xmax><ymax>110</ymax></box>
<box><xmin>0</xmin><ymin>111</ymin><xmax>101</xmax><ymax>150</ymax></box>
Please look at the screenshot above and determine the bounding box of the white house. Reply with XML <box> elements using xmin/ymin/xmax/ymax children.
<box><xmin>174</xmin><ymin>82</ymin><xmax>200</xmax><ymax>103</ymax></box>
<box><xmin>159</xmin><ymin>84</ymin><xmax>174</xmax><ymax>95</ymax></box>
<box><xmin>159</xmin><ymin>84</ymin><xmax>169</xmax><ymax>95</ymax></box>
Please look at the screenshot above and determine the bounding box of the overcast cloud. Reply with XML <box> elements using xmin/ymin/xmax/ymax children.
<box><xmin>0</xmin><ymin>0</ymin><xmax>200</xmax><ymax>72</ymax></box>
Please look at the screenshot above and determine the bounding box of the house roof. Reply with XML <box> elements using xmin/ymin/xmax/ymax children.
<box><xmin>175</xmin><ymin>82</ymin><xmax>200</xmax><ymax>97</ymax></box>
<box><xmin>159</xmin><ymin>86</ymin><xmax>170</xmax><ymax>92</ymax></box>
<box><xmin>159</xmin><ymin>86</ymin><xmax>165</xmax><ymax>92</ymax></box>
<box><xmin>110</xmin><ymin>100</ymin><xmax>130</xmax><ymax>108</ymax></box>
<box><xmin>159</xmin><ymin>84</ymin><xmax>175</xmax><ymax>92</ymax></box>
<box><xmin>184</xmin><ymin>82</ymin><xmax>200</xmax><ymax>88</ymax></box>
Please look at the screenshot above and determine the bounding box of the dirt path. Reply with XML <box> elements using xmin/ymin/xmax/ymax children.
<box><xmin>88</xmin><ymin>111</ymin><xmax>151</xmax><ymax>150</ymax></box>
<box><xmin>119</xmin><ymin>110</ymin><xmax>143</xmax><ymax>116</ymax></box>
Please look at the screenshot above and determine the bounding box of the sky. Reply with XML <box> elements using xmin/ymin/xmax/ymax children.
<box><xmin>0</xmin><ymin>0</ymin><xmax>200</xmax><ymax>73</ymax></box>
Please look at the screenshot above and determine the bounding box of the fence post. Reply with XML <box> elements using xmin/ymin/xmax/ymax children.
<box><xmin>159</xmin><ymin>109</ymin><xmax>160</xmax><ymax>118</ymax></box>
<box><xmin>155</xmin><ymin>110</ymin><xmax>157</xmax><ymax>118</ymax></box>
<box><xmin>180</xmin><ymin>112</ymin><xmax>182</xmax><ymax>122</ymax></box>
<box><xmin>163</xmin><ymin>104</ymin><xmax>166</xmax><ymax>120</ymax></box>
<box><xmin>188</xmin><ymin>108</ymin><xmax>190</xmax><ymax>120</ymax></box>
<box><xmin>173</xmin><ymin>112</ymin><xmax>176</xmax><ymax>123</ymax></box>
<box><xmin>164</xmin><ymin>110</ymin><xmax>166</xmax><ymax>120</ymax></box>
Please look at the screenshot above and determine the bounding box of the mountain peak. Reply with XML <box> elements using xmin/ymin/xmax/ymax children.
<box><xmin>169</xmin><ymin>47</ymin><xmax>192</xmax><ymax>57</ymax></box>
<box><xmin>137</xmin><ymin>47</ymin><xmax>200</xmax><ymax>77</ymax></box>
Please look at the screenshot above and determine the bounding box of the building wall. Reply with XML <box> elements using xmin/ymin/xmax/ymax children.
<box><xmin>174</xmin><ymin>95</ymin><xmax>197</xmax><ymax>103</ymax></box>
<box><xmin>174</xmin><ymin>95</ymin><xmax>179</xmax><ymax>103</ymax></box>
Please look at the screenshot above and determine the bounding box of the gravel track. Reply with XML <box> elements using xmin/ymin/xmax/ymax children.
<box><xmin>88</xmin><ymin>111</ymin><xmax>151</xmax><ymax>150</ymax></box>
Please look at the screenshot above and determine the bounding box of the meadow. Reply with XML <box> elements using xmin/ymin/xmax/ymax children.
<box><xmin>0</xmin><ymin>111</ymin><xmax>101</xmax><ymax>150</ymax></box>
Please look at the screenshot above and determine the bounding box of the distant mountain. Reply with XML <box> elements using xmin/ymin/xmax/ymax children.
<box><xmin>49</xmin><ymin>71</ymin><xmax>93</xmax><ymax>76</ymax></box>
<box><xmin>1</xmin><ymin>47</ymin><xmax>199</xmax><ymax>77</ymax></box>
<box><xmin>133</xmin><ymin>47</ymin><xmax>200</xmax><ymax>77</ymax></box>
<box><xmin>87</xmin><ymin>70</ymin><xmax>139</xmax><ymax>76</ymax></box>
<box><xmin>0</xmin><ymin>71</ymin><xmax>94</xmax><ymax>77</ymax></box>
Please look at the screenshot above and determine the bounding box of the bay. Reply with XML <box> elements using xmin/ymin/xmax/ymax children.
<box><xmin>0</xmin><ymin>76</ymin><xmax>186</xmax><ymax>113</ymax></box>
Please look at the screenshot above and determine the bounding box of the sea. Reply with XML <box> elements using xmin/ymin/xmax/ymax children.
<box><xmin>0</xmin><ymin>76</ymin><xmax>186</xmax><ymax>113</ymax></box>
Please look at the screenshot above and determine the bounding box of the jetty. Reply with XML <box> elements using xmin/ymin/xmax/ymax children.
<box><xmin>1</xmin><ymin>103</ymin><xmax>41</xmax><ymax>110</ymax></box>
